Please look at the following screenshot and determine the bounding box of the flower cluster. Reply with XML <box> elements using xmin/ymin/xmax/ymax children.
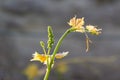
<box><xmin>68</xmin><ymin>16</ymin><xmax>102</xmax><ymax>52</ymax></box>
<box><xmin>68</xmin><ymin>16</ymin><xmax>102</xmax><ymax>35</ymax></box>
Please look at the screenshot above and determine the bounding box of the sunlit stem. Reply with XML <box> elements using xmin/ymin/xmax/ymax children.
<box><xmin>43</xmin><ymin>28</ymin><xmax>73</xmax><ymax>80</ymax></box>
<box><xmin>46</xmin><ymin>48</ymin><xmax>51</xmax><ymax>67</ymax></box>
<box><xmin>43</xmin><ymin>47</ymin><xmax>47</xmax><ymax>55</ymax></box>
<box><xmin>47</xmin><ymin>48</ymin><xmax>51</xmax><ymax>55</ymax></box>
<box><xmin>51</xmin><ymin>28</ymin><xmax>72</xmax><ymax>65</ymax></box>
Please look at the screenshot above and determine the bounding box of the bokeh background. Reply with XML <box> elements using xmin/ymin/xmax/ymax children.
<box><xmin>0</xmin><ymin>0</ymin><xmax>120</xmax><ymax>80</ymax></box>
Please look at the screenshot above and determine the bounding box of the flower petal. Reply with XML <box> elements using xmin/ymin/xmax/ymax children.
<box><xmin>86</xmin><ymin>25</ymin><xmax>102</xmax><ymax>35</ymax></box>
<box><xmin>30</xmin><ymin>52</ymin><xmax>46</xmax><ymax>63</ymax></box>
<box><xmin>55</xmin><ymin>51</ymin><xmax>69</xmax><ymax>59</ymax></box>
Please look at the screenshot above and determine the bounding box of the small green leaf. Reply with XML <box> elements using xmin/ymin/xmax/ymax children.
<box><xmin>40</xmin><ymin>41</ymin><xmax>47</xmax><ymax>54</ymax></box>
<box><xmin>40</xmin><ymin>41</ymin><xmax>45</xmax><ymax>48</ymax></box>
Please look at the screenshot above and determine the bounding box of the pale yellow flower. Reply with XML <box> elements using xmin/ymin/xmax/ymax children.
<box><xmin>31</xmin><ymin>52</ymin><xmax>47</xmax><ymax>63</ymax></box>
<box><xmin>23</xmin><ymin>64</ymin><xmax>39</xmax><ymax>80</ymax></box>
<box><xmin>68</xmin><ymin>16</ymin><xmax>85</xmax><ymax>33</ymax></box>
<box><xmin>86</xmin><ymin>25</ymin><xmax>102</xmax><ymax>35</ymax></box>
<box><xmin>31</xmin><ymin>51</ymin><xmax>69</xmax><ymax>64</ymax></box>
<box><xmin>56</xmin><ymin>62</ymin><xmax>68</xmax><ymax>74</ymax></box>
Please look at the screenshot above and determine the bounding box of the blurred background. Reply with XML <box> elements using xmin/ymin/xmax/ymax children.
<box><xmin>0</xmin><ymin>0</ymin><xmax>120</xmax><ymax>80</ymax></box>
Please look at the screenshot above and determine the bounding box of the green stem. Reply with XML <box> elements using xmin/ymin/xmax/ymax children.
<box><xmin>43</xmin><ymin>47</ymin><xmax>47</xmax><ymax>55</ymax></box>
<box><xmin>43</xmin><ymin>68</ymin><xmax>51</xmax><ymax>80</ymax></box>
<box><xmin>43</xmin><ymin>28</ymin><xmax>72</xmax><ymax>80</ymax></box>
<box><xmin>46</xmin><ymin>48</ymin><xmax>51</xmax><ymax>67</ymax></box>
<box><xmin>47</xmin><ymin>48</ymin><xmax>51</xmax><ymax>55</ymax></box>
<box><xmin>51</xmin><ymin>28</ymin><xmax>72</xmax><ymax>62</ymax></box>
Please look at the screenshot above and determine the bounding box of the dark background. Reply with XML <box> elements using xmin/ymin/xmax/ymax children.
<box><xmin>0</xmin><ymin>0</ymin><xmax>120</xmax><ymax>80</ymax></box>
